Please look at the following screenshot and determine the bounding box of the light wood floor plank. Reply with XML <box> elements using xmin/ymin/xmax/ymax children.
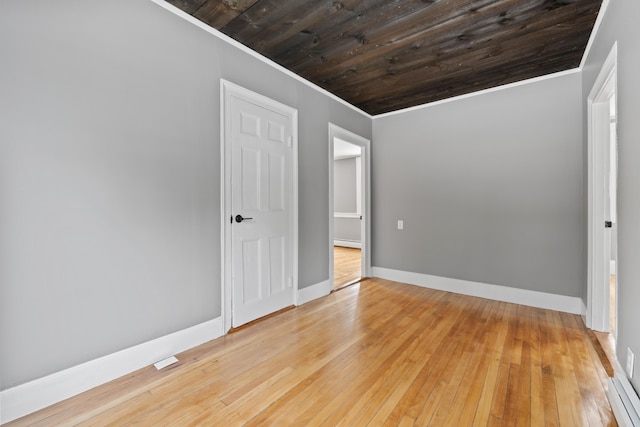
<box><xmin>489</xmin><ymin>303</ymin><xmax>518</xmax><ymax>422</ymax></box>
<box><xmin>6</xmin><ymin>278</ymin><xmax>617</xmax><ymax>427</ymax></box>
<box><xmin>333</xmin><ymin>246</ymin><xmax>361</xmax><ymax>288</ymax></box>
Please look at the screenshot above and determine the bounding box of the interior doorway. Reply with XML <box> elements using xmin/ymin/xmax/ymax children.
<box><xmin>587</xmin><ymin>43</ymin><xmax>618</xmax><ymax>337</ymax></box>
<box><xmin>328</xmin><ymin>124</ymin><xmax>371</xmax><ymax>291</ymax></box>
<box><xmin>333</xmin><ymin>137</ymin><xmax>362</xmax><ymax>289</ymax></box>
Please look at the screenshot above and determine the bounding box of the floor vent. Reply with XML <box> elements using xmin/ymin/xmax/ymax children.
<box><xmin>153</xmin><ymin>356</ymin><xmax>178</xmax><ymax>370</ymax></box>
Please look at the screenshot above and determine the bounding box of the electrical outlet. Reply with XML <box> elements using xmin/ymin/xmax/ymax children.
<box><xmin>397</xmin><ymin>220</ymin><xmax>404</xmax><ymax>230</ymax></box>
<box><xmin>627</xmin><ymin>348</ymin><xmax>635</xmax><ymax>379</ymax></box>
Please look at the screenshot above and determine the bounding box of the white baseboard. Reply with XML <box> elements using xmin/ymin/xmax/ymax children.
<box><xmin>334</xmin><ymin>240</ymin><xmax>362</xmax><ymax>249</ymax></box>
<box><xmin>0</xmin><ymin>317</ymin><xmax>223</xmax><ymax>424</ymax></box>
<box><xmin>607</xmin><ymin>359</ymin><xmax>640</xmax><ymax>427</ymax></box>
<box><xmin>298</xmin><ymin>280</ymin><xmax>331</xmax><ymax>305</ymax></box>
<box><xmin>372</xmin><ymin>267</ymin><xmax>583</xmax><ymax>315</ymax></box>
<box><xmin>607</xmin><ymin>379</ymin><xmax>632</xmax><ymax>427</ymax></box>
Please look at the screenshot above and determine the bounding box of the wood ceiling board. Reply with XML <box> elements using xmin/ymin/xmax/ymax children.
<box><xmin>275</xmin><ymin>0</ymin><xmax>471</xmax><ymax>73</ymax></box>
<box><xmin>265</xmin><ymin>0</ymin><xmax>390</xmax><ymax>60</ymax></box>
<box><xmin>193</xmin><ymin>0</ymin><xmax>261</xmax><ymax>28</ymax></box>
<box><xmin>352</xmin><ymin>44</ymin><xmax>588</xmax><ymax>114</ymax></box>
<box><xmin>301</xmin><ymin>1</ymin><xmax>595</xmax><ymax>84</ymax></box>
<box><xmin>164</xmin><ymin>0</ymin><xmax>603</xmax><ymax>115</ymax></box>
<box><xmin>237</xmin><ymin>0</ymin><xmax>369</xmax><ymax>55</ymax></box>
<box><xmin>325</xmin><ymin>20</ymin><xmax>592</xmax><ymax>98</ymax></box>
<box><xmin>165</xmin><ymin>0</ymin><xmax>207</xmax><ymax>15</ymax></box>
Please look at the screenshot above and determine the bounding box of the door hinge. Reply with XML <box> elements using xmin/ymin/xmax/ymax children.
<box><xmin>605</xmin><ymin>221</ymin><xmax>613</xmax><ymax>228</ymax></box>
<box><xmin>231</xmin><ymin>215</ymin><xmax>233</xmax><ymax>224</ymax></box>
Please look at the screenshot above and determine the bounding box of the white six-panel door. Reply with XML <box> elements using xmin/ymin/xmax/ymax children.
<box><xmin>222</xmin><ymin>81</ymin><xmax>297</xmax><ymax>329</ymax></box>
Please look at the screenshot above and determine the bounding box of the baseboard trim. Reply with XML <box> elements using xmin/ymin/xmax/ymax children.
<box><xmin>298</xmin><ymin>280</ymin><xmax>331</xmax><ymax>305</ymax></box>
<box><xmin>0</xmin><ymin>317</ymin><xmax>224</xmax><ymax>424</ymax></box>
<box><xmin>607</xmin><ymin>366</ymin><xmax>640</xmax><ymax>427</ymax></box>
<box><xmin>372</xmin><ymin>267</ymin><xmax>583</xmax><ymax>314</ymax></box>
<box><xmin>607</xmin><ymin>378</ymin><xmax>632</xmax><ymax>427</ymax></box>
<box><xmin>334</xmin><ymin>240</ymin><xmax>362</xmax><ymax>249</ymax></box>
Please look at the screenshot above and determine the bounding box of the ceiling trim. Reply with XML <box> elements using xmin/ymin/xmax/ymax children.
<box><xmin>148</xmin><ymin>0</ymin><xmax>372</xmax><ymax>119</ymax></box>
<box><xmin>372</xmin><ymin>68</ymin><xmax>581</xmax><ymax>120</ymax></box>
<box><xmin>579</xmin><ymin>0</ymin><xmax>611</xmax><ymax>70</ymax></box>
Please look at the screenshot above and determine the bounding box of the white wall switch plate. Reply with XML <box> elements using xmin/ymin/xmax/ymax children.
<box><xmin>627</xmin><ymin>348</ymin><xmax>635</xmax><ymax>379</ymax></box>
<box><xmin>397</xmin><ymin>220</ymin><xmax>404</xmax><ymax>230</ymax></box>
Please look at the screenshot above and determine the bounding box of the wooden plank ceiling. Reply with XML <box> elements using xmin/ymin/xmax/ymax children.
<box><xmin>166</xmin><ymin>0</ymin><xmax>602</xmax><ymax>115</ymax></box>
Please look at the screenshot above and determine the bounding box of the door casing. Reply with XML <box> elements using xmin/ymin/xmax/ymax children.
<box><xmin>587</xmin><ymin>43</ymin><xmax>617</xmax><ymax>332</ymax></box>
<box><xmin>221</xmin><ymin>80</ymin><xmax>298</xmax><ymax>333</ymax></box>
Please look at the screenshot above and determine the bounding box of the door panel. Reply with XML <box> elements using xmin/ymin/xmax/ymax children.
<box><xmin>269</xmin><ymin>236</ymin><xmax>285</xmax><ymax>293</ymax></box>
<box><xmin>269</xmin><ymin>153</ymin><xmax>285</xmax><ymax>211</ymax></box>
<box><xmin>241</xmin><ymin>238</ymin><xmax>261</xmax><ymax>304</ymax></box>
<box><xmin>230</xmin><ymin>95</ymin><xmax>294</xmax><ymax>327</ymax></box>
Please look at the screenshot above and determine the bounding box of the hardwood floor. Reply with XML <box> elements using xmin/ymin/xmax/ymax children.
<box><xmin>8</xmin><ymin>279</ymin><xmax>616</xmax><ymax>426</ymax></box>
<box><xmin>333</xmin><ymin>246</ymin><xmax>361</xmax><ymax>289</ymax></box>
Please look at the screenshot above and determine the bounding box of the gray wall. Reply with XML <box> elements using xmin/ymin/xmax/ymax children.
<box><xmin>334</xmin><ymin>219</ymin><xmax>361</xmax><ymax>243</ymax></box>
<box><xmin>372</xmin><ymin>73</ymin><xmax>584</xmax><ymax>297</ymax></box>
<box><xmin>334</xmin><ymin>157</ymin><xmax>361</xmax><ymax>243</ymax></box>
<box><xmin>582</xmin><ymin>0</ymin><xmax>640</xmax><ymax>393</ymax></box>
<box><xmin>0</xmin><ymin>0</ymin><xmax>370</xmax><ymax>389</ymax></box>
<box><xmin>334</xmin><ymin>158</ymin><xmax>358</xmax><ymax>213</ymax></box>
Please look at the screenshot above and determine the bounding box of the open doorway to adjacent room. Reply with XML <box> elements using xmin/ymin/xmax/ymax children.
<box><xmin>332</xmin><ymin>138</ymin><xmax>362</xmax><ymax>289</ymax></box>
<box><xmin>328</xmin><ymin>124</ymin><xmax>371</xmax><ymax>291</ymax></box>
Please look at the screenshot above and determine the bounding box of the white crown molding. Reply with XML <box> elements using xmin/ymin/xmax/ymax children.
<box><xmin>372</xmin><ymin>267</ymin><xmax>583</xmax><ymax>314</ymax></box>
<box><xmin>0</xmin><ymin>317</ymin><xmax>223</xmax><ymax>424</ymax></box>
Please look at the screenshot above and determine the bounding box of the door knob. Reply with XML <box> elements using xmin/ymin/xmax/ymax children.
<box><xmin>235</xmin><ymin>214</ymin><xmax>253</xmax><ymax>223</ymax></box>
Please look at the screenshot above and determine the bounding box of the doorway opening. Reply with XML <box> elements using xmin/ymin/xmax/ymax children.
<box><xmin>328</xmin><ymin>124</ymin><xmax>371</xmax><ymax>292</ymax></box>
<box><xmin>333</xmin><ymin>138</ymin><xmax>362</xmax><ymax>289</ymax></box>
<box><xmin>587</xmin><ymin>43</ymin><xmax>618</xmax><ymax>340</ymax></box>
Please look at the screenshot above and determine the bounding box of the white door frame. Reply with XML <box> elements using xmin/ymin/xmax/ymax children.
<box><xmin>587</xmin><ymin>43</ymin><xmax>617</xmax><ymax>332</ymax></box>
<box><xmin>328</xmin><ymin>123</ymin><xmax>371</xmax><ymax>290</ymax></box>
<box><xmin>220</xmin><ymin>80</ymin><xmax>298</xmax><ymax>333</ymax></box>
